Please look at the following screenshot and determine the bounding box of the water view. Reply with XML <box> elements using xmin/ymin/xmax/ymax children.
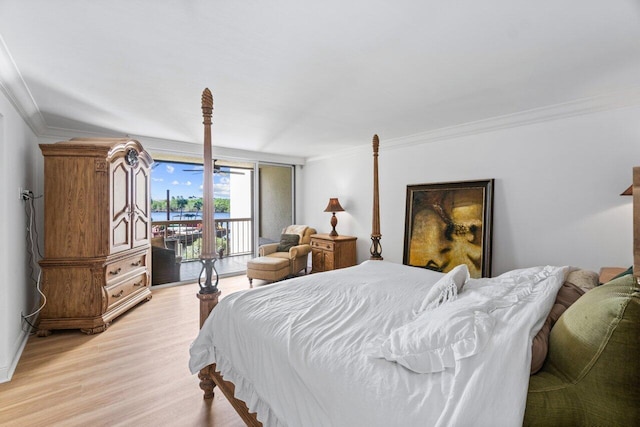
<box><xmin>151</xmin><ymin>211</ymin><xmax>230</xmax><ymax>222</ymax></box>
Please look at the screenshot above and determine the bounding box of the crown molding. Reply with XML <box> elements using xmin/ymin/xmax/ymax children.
<box><xmin>384</xmin><ymin>88</ymin><xmax>640</xmax><ymax>151</ymax></box>
<box><xmin>129</xmin><ymin>134</ymin><xmax>306</xmax><ymax>166</ymax></box>
<box><xmin>0</xmin><ymin>34</ymin><xmax>46</xmax><ymax>135</ymax></box>
<box><xmin>308</xmin><ymin>88</ymin><xmax>640</xmax><ymax>163</ymax></box>
<box><xmin>37</xmin><ymin>126</ymin><xmax>306</xmax><ymax>165</ymax></box>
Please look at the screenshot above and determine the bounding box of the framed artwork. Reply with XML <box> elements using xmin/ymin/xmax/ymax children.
<box><xmin>403</xmin><ymin>179</ymin><xmax>494</xmax><ymax>278</ymax></box>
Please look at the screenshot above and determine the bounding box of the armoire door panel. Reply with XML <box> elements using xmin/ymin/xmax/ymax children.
<box><xmin>134</xmin><ymin>167</ymin><xmax>149</xmax><ymax>217</ymax></box>
<box><xmin>111</xmin><ymin>161</ymin><xmax>130</xmax><ymax>221</ymax></box>
<box><xmin>112</xmin><ymin>217</ymin><xmax>131</xmax><ymax>252</ymax></box>
<box><xmin>132</xmin><ymin>166</ymin><xmax>150</xmax><ymax>247</ymax></box>
<box><xmin>133</xmin><ymin>216</ymin><xmax>150</xmax><ymax>246</ymax></box>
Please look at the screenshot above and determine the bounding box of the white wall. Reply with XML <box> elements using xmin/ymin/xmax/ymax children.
<box><xmin>0</xmin><ymin>89</ymin><xmax>42</xmax><ymax>383</ymax></box>
<box><xmin>301</xmin><ymin>105</ymin><xmax>640</xmax><ymax>275</ymax></box>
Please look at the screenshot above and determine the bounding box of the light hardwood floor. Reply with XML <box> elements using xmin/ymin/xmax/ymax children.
<box><xmin>0</xmin><ymin>275</ymin><xmax>270</xmax><ymax>427</ymax></box>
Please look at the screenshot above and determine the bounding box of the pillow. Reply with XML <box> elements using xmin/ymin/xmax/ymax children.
<box><xmin>370</xmin><ymin>306</ymin><xmax>495</xmax><ymax>374</ymax></box>
<box><xmin>276</xmin><ymin>233</ymin><xmax>300</xmax><ymax>252</ymax></box>
<box><xmin>565</xmin><ymin>269</ymin><xmax>599</xmax><ymax>292</ymax></box>
<box><xmin>282</xmin><ymin>225</ymin><xmax>308</xmax><ymax>242</ymax></box>
<box><xmin>530</xmin><ymin>280</ymin><xmax>584</xmax><ymax>374</ymax></box>
<box><xmin>417</xmin><ymin>264</ymin><xmax>470</xmax><ymax>313</ymax></box>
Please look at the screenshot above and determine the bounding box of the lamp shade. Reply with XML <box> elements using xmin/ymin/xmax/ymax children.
<box><xmin>324</xmin><ymin>198</ymin><xmax>344</xmax><ymax>213</ymax></box>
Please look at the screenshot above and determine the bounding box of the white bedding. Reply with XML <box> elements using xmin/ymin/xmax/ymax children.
<box><xmin>189</xmin><ymin>261</ymin><xmax>568</xmax><ymax>427</ymax></box>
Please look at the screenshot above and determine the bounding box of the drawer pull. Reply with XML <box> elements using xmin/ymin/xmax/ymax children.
<box><xmin>111</xmin><ymin>290</ymin><xmax>124</xmax><ymax>298</ymax></box>
<box><xmin>109</xmin><ymin>267</ymin><xmax>122</xmax><ymax>275</ymax></box>
<box><xmin>131</xmin><ymin>260</ymin><xmax>142</xmax><ymax>267</ymax></box>
<box><xmin>133</xmin><ymin>281</ymin><xmax>142</xmax><ymax>287</ymax></box>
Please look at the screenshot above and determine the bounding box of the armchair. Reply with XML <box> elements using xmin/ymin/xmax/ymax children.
<box><xmin>259</xmin><ymin>225</ymin><xmax>317</xmax><ymax>275</ymax></box>
<box><xmin>151</xmin><ymin>237</ymin><xmax>182</xmax><ymax>285</ymax></box>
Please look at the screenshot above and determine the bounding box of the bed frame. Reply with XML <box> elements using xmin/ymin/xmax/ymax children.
<box><xmin>194</xmin><ymin>89</ymin><xmax>384</xmax><ymax>425</ymax></box>
<box><xmin>194</xmin><ymin>88</ymin><xmax>639</xmax><ymax>425</ymax></box>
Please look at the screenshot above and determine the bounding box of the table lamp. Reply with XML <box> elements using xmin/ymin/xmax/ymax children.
<box><xmin>324</xmin><ymin>198</ymin><xmax>344</xmax><ymax>236</ymax></box>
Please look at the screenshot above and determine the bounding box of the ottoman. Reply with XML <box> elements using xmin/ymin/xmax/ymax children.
<box><xmin>246</xmin><ymin>256</ymin><xmax>290</xmax><ymax>287</ymax></box>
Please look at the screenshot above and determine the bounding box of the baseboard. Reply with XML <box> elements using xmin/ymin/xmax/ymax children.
<box><xmin>0</xmin><ymin>326</ymin><xmax>30</xmax><ymax>383</ymax></box>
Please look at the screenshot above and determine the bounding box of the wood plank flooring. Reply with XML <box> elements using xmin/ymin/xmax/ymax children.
<box><xmin>0</xmin><ymin>275</ymin><xmax>269</xmax><ymax>427</ymax></box>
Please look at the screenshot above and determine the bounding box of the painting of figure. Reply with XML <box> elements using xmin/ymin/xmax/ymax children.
<box><xmin>403</xmin><ymin>180</ymin><xmax>494</xmax><ymax>278</ymax></box>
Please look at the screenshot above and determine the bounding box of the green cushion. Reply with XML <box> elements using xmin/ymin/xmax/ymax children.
<box><xmin>276</xmin><ymin>233</ymin><xmax>300</xmax><ymax>252</ymax></box>
<box><xmin>524</xmin><ymin>274</ymin><xmax>640</xmax><ymax>425</ymax></box>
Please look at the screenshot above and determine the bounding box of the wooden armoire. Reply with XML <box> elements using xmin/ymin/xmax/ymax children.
<box><xmin>38</xmin><ymin>138</ymin><xmax>153</xmax><ymax>335</ymax></box>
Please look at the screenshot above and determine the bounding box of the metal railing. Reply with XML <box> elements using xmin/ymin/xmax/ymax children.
<box><xmin>152</xmin><ymin>217</ymin><xmax>253</xmax><ymax>262</ymax></box>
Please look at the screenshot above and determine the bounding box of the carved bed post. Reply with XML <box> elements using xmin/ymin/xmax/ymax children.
<box><xmin>634</xmin><ymin>166</ymin><xmax>639</xmax><ymax>285</ymax></box>
<box><xmin>197</xmin><ymin>88</ymin><xmax>221</xmax><ymax>399</ymax></box>
<box><xmin>198</xmin><ymin>88</ymin><xmax>219</xmax><ymax>294</ymax></box>
<box><xmin>370</xmin><ymin>134</ymin><xmax>383</xmax><ymax>260</ymax></box>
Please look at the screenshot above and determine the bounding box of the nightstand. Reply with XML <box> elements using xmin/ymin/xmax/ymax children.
<box><xmin>310</xmin><ymin>234</ymin><xmax>357</xmax><ymax>273</ymax></box>
<box><xmin>599</xmin><ymin>267</ymin><xmax>628</xmax><ymax>284</ymax></box>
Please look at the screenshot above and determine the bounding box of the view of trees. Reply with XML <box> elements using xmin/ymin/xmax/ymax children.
<box><xmin>150</xmin><ymin>196</ymin><xmax>230</xmax><ymax>215</ymax></box>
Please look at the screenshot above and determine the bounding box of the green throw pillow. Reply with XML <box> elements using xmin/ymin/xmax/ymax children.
<box><xmin>277</xmin><ymin>233</ymin><xmax>300</xmax><ymax>252</ymax></box>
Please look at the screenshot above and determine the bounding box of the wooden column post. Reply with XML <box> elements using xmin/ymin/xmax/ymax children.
<box><xmin>198</xmin><ymin>88</ymin><xmax>219</xmax><ymax>295</ymax></box>
<box><xmin>634</xmin><ymin>166</ymin><xmax>640</xmax><ymax>285</ymax></box>
<box><xmin>197</xmin><ymin>88</ymin><xmax>221</xmax><ymax>399</ymax></box>
<box><xmin>197</xmin><ymin>291</ymin><xmax>220</xmax><ymax>399</ymax></box>
<box><xmin>370</xmin><ymin>134</ymin><xmax>383</xmax><ymax>260</ymax></box>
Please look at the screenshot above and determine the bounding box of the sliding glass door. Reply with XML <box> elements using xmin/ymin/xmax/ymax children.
<box><xmin>256</xmin><ymin>163</ymin><xmax>295</xmax><ymax>248</ymax></box>
<box><xmin>149</xmin><ymin>158</ymin><xmax>295</xmax><ymax>283</ymax></box>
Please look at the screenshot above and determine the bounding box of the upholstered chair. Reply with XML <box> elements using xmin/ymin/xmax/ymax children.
<box><xmin>259</xmin><ymin>225</ymin><xmax>316</xmax><ymax>275</ymax></box>
<box><xmin>150</xmin><ymin>236</ymin><xmax>182</xmax><ymax>285</ymax></box>
<box><xmin>524</xmin><ymin>273</ymin><xmax>640</xmax><ymax>425</ymax></box>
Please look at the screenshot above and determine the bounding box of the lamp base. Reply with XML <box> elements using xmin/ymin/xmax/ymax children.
<box><xmin>329</xmin><ymin>213</ymin><xmax>339</xmax><ymax>237</ymax></box>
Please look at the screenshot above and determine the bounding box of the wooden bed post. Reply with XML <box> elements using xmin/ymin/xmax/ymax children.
<box><xmin>197</xmin><ymin>292</ymin><xmax>219</xmax><ymax>398</ymax></box>
<box><xmin>198</xmin><ymin>87</ymin><xmax>220</xmax><ymax>295</ymax></box>
<box><xmin>370</xmin><ymin>134</ymin><xmax>383</xmax><ymax>260</ymax></box>
<box><xmin>197</xmin><ymin>88</ymin><xmax>221</xmax><ymax>399</ymax></box>
<box><xmin>633</xmin><ymin>166</ymin><xmax>640</xmax><ymax>285</ymax></box>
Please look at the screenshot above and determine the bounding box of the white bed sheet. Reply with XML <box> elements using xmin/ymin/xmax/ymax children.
<box><xmin>189</xmin><ymin>261</ymin><xmax>567</xmax><ymax>427</ymax></box>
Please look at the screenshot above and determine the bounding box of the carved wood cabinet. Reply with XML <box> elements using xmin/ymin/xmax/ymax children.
<box><xmin>38</xmin><ymin>138</ymin><xmax>153</xmax><ymax>335</ymax></box>
<box><xmin>310</xmin><ymin>234</ymin><xmax>357</xmax><ymax>273</ymax></box>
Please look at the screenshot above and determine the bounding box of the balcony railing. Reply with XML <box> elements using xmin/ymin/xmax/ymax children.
<box><xmin>151</xmin><ymin>217</ymin><xmax>253</xmax><ymax>262</ymax></box>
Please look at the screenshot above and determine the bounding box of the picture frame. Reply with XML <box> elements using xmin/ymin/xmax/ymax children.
<box><xmin>403</xmin><ymin>179</ymin><xmax>494</xmax><ymax>278</ymax></box>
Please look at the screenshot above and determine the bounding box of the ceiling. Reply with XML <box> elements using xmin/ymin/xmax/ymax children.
<box><xmin>1</xmin><ymin>1</ymin><xmax>639</xmax><ymax>160</ymax></box>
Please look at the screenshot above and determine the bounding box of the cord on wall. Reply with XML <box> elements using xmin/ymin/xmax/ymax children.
<box><xmin>20</xmin><ymin>189</ymin><xmax>34</xmax><ymax>201</ymax></box>
<box><xmin>21</xmin><ymin>191</ymin><xmax>46</xmax><ymax>333</ymax></box>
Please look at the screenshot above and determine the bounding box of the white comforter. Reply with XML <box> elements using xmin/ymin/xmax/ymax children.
<box><xmin>189</xmin><ymin>261</ymin><xmax>568</xmax><ymax>427</ymax></box>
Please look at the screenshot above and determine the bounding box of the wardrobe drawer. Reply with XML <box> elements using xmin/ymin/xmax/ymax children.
<box><xmin>105</xmin><ymin>253</ymin><xmax>147</xmax><ymax>283</ymax></box>
<box><xmin>106</xmin><ymin>272</ymin><xmax>148</xmax><ymax>309</ymax></box>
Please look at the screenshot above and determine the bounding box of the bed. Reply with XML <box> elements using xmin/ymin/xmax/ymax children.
<box><xmin>189</xmin><ymin>90</ymin><xmax>639</xmax><ymax>426</ymax></box>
